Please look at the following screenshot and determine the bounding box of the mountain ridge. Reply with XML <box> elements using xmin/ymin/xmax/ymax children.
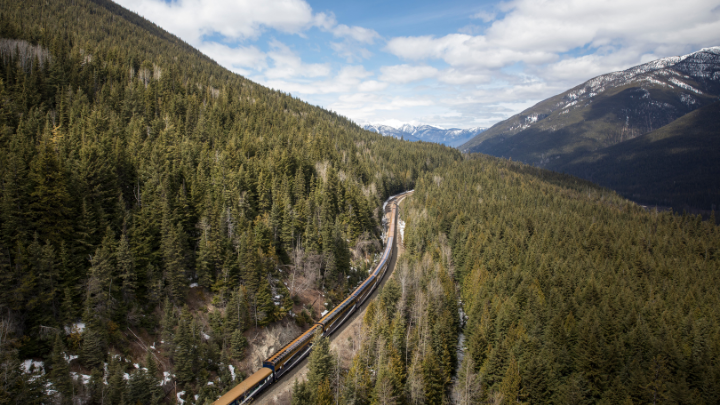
<box><xmin>460</xmin><ymin>46</ymin><xmax>720</xmax><ymax>159</ymax></box>
<box><xmin>364</xmin><ymin>123</ymin><xmax>486</xmax><ymax>147</ymax></box>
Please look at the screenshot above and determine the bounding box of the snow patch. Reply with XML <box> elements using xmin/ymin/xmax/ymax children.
<box><xmin>321</xmin><ymin>310</ymin><xmax>329</xmax><ymax>317</ymax></box>
<box><xmin>177</xmin><ymin>391</ymin><xmax>186</xmax><ymax>405</ymax></box>
<box><xmin>229</xmin><ymin>365</ymin><xmax>236</xmax><ymax>381</ymax></box>
<box><xmin>189</xmin><ymin>283</ymin><xmax>199</xmax><ymax>288</ymax></box>
<box><xmin>668</xmin><ymin>77</ymin><xmax>703</xmax><ymax>94</ymax></box>
<box><xmin>398</xmin><ymin>219</ymin><xmax>406</xmax><ymax>244</ymax></box>
<box><xmin>162</xmin><ymin>371</ymin><xmax>174</xmax><ymax>385</ymax></box>
<box><xmin>64</xmin><ymin>322</ymin><xmax>85</xmax><ymax>335</ymax></box>
<box><xmin>22</xmin><ymin>360</ymin><xmax>44</xmax><ymax>375</ymax></box>
<box><xmin>71</xmin><ymin>372</ymin><xmax>91</xmax><ymax>385</ymax></box>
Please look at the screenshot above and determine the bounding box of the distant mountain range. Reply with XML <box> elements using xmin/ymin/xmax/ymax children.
<box><xmin>363</xmin><ymin>124</ymin><xmax>485</xmax><ymax>147</ymax></box>
<box><xmin>460</xmin><ymin>46</ymin><xmax>720</xmax><ymax>212</ymax></box>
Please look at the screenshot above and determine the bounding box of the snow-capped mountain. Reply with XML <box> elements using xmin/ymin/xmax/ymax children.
<box><xmin>458</xmin><ymin>46</ymin><xmax>720</xmax><ymax>212</ymax></box>
<box><xmin>461</xmin><ymin>46</ymin><xmax>720</xmax><ymax>157</ymax></box>
<box><xmin>364</xmin><ymin>124</ymin><xmax>486</xmax><ymax>147</ymax></box>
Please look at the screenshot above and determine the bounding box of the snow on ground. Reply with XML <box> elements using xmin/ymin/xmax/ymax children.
<box><xmin>22</xmin><ymin>360</ymin><xmax>44</xmax><ymax>376</ymax></box>
<box><xmin>134</xmin><ymin>363</ymin><xmax>140</xmax><ymax>369</ymax></box>
<box><xmin>229</xmin><ymin>365</ymin><xmax>236</xmax><ymax>381</ymax></box>
<box><xmin>189</xmin><ymin>283</ymin><xmax>199</xmax><ymax>288</ymax></box>
<box><xmin>398</xmin><ymin>219</ymin><xmax>406</xmax><ymax>244</ymax></box>
<box><xmin>162</xmin><ymin>371</ymin><xmax>174</xmax><ymax>385</ymax></box>
<box><xmin>64</xmin><ymin>322</ymin><xmax>85</xmax><ymax>335</ymax></box>
<box><xmin>321</xmin><ymin>310</ymin><xmax>328</xmax><ymax>317</ymax></box>
<box><xmin>123</xmin><ymin>373</ymin><xmax>130</xmax><ymax>381</ymax></box>
<box><xmin>71</xmin><ymin>372</ymin><xmax>92</xmax><ymax>385</ymax></box>
<box><xmin>177</xmin><ymin>391</ymin><xmax>185</xmax><ymax>405</ymax></box>
<box><xmin>64</xmin><ymin>353</ymin><xmax>78</xmax><ymax>362</ymax></box>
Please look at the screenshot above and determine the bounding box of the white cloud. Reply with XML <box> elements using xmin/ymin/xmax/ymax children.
<box><xmin>386</xmin><ymin>0</ymin><xmax>720</xmax><ymax>74</ymax></box>
<box><xmin>116</xmin><ymin>0</ymin><xmax>317</xmax><ymax>45</ymax></box>
<box><xmin>438</xmin><ymin>68</ymin><xmax>491</xmax><ymax>85</ymax></box>
<box><xmin>264</xmin><ymin>40</ymin><xmax>330</xmax><ymax>79</ymax></box>
<box><xmin>200</xmin><ymin>43</ymin><xmax>268</xmax><ymax>71</ymax></box>
<box><xmin>471</xmin><ymin>11</ymin><xmax>496</xmax><ymax>22</ymax></box>
<box><xmin>261</xmin><ymin>65</ymin><xmax>372</xmax><ymax>95</ymax></box>
<box><xmin>358</xmin><ymin>80</ymin><xmax>388</xmax><ymax>92</ymax></box>
<box><xmin>379</xmin><ymin>65</ymin><xmax>439</xmax><ymax>84</ymax></box>
<box><xmin>330</xmin><ymin>42</ymin><xmax>373</xmax><ymax>63</ymax></box>
<box><xmin>331</xmin><ymin>24</ymin><xmax>380</xmax><ymax>44</ymax></box>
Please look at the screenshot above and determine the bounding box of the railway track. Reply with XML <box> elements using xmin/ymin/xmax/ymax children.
<box><xmin>214</xmin><ymin>191</ymin><xmax>412</xmax><ymax>405</ymax></box>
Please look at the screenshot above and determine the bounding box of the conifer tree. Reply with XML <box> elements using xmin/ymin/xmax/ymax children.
<box><xmin>49</xmin><ymin>333</ymin><xmax>73</xmax><ymax>403</ymax></box>
<box><xmin>117</xmin><ymin>232</ymin><xmax>136</xmax><ymax>303</ymax></box>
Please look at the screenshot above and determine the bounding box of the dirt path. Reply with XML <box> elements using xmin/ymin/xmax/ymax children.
<box><xmin>255</xmin><ymin>198</ymin><xmax>408</xmax><ymax>405</ymax></box>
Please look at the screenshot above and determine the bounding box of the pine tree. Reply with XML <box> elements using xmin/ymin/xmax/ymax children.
<box><xmin>173</xmin><ymin>309</ymin><xmax>195</xmax><ymax>385</ymax></box>
<box><xmin>117</xmin><ymin>232</ymin><xmax>136</xmax><ymax>303</ymax></box>
<box><xmin>307</xmin><ymin>330</ymin><xmax>335</xmax><ymax>389</ymax></box>
<box><xmin>230</xmin><ymin>330</ymin><xmax>247</xmax><ymax>360</ymax></box>
<box><xmin>49</xmin><ymin>333</ymin><xmax>73</xmax><ymax>403</ymax></box>
<box><xmin>108</xmin><ymin>357</ymin><xmax>128</xmax><ymax>405</ymax></box>
<box><xmin>163</xmin><ymin>222</ymin><xmax>188</xmax><ymax>301</ymax></box>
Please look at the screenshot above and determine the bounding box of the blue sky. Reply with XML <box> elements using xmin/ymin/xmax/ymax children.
<box><xmin>116</xmin><ymin>0</ymin><xmax>720</xmax><ymax>129</ymax></box>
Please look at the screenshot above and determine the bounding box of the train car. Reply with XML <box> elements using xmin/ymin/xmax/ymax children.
<box><xmin>212</xmin><ymin>368</ymin><xmax>273</xmax><ymax>405</ymax></box>
<box><xmin>213</xmin><ymin>191</ymin><xmax>410</xmax><ymax>405</ymax></box>
<box><xmin>262</xmin><ymin>324</ymin><xmax>323</xmax><ymax>378</ymax></box>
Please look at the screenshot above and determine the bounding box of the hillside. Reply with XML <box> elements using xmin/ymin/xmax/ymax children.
<box><xmin>554</xmin><ymin>100</ymin><xmax>720</xmax><ymax>210</ymax></box>
<box><xmin>323</xmin><ymin>155</ymin><xmax>720</xmax><ymax>404</ymax></box>
<box><xmin>0</xmin><ymin>0</ymin><xmax>461</xmax><ymax>403</ymax></box>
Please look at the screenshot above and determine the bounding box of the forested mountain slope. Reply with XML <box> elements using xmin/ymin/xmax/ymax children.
<box><xmin>298</xmin><ymin>154</ymin><xmax>720</xmax><ymax>404</ymax></box>
<box><xmin>554</xmin><ymin>100</ymin><xmax>720</xmax><ymax>211</ymax></box>
<box><xmin>0</xmin><ymin>0</ymin><xmax>461</xmax><ymax>403</ymax></box>
<box><xmin>403</xmin><ymin>156</ymin><xmax>720</xmax><ymax>403</ymax></box>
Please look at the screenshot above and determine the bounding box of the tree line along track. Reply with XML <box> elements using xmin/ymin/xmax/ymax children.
<box><xmin>214</xmin><ymin>191</ymin><xmax>412</xmax><ymax>405</ymax></box>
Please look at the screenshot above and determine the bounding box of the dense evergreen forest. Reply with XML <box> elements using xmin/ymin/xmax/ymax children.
<box><xmin>0</xmin><ymin>0</ymin><xmax>461</xmax><ymax>403</ymax></box>
<box><xmin>323</xmin><ymin>155</ymin><xmax>719</xmax><ymax>404</ymax></box>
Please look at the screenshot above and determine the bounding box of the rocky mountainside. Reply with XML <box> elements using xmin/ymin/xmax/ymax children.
<box><xmin>460</xmin><ymin>47</ymin><xmax>720</xmax><ymax>163</ymax></box>
<box><xmin>364</xmin><ymin>124</ymin><xmax>485</xmax><ymax>147</ymax></box>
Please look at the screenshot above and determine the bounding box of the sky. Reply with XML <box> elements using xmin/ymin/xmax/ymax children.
<box><xmin>115</xmin><ymin>0</ymin><xmax>720</xmax><ymax>129</ymax></box>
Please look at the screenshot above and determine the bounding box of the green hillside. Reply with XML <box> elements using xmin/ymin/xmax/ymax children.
<box><xmin>0</xmin><ymin>0</ymin><xmax>460</xmax><ymax>402</ymax></box>
<box><xmin>326</xmin><ymin>155</ymin><xmax>720</xmax><ymax>404</ymax></box>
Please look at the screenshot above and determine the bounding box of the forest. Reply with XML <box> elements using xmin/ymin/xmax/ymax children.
<box><xmin>3</xmin><ymin>0</ymin><xmax>720</xmax><ymax>404</ymax></box>
<box><xmin>326</xmin><ymin>154</ymin><xmax>720</xmax><ymax>404</ymax></box>
<box><xmin>0</xmin><ymin>0</ymin><xmax>460</xmax><ymax>403</ymax></box>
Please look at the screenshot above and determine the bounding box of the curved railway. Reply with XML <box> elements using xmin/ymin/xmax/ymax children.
<box><xmin>214</xmin><ymin>191</ymin><xmax>412</xmax><ymax>405</ymax></box>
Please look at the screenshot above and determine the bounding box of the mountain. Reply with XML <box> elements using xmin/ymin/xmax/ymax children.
<box><xmin>364</xmin><ymin>123</ymin><xmax>485</xmax><ymax>147</ymax></box>
<box><xmin>555</xmin><ymin>100</ymin><xmax>720</xmax><ymax>210</ymax></box>
<box><xmin>363</xmin><ymin>124</ymin><xmax>422</xmax><ymax>142</ymax></box>
<box><xmin>460</xmin><ymin>47</ymin><xmax>720</xmax><ymax>211</ymax></box>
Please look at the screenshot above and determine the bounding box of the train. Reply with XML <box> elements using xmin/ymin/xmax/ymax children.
<box><xmin>213</xmin><ymin>191</ymin><xmax>412</xmax><ymax>405</ymax></box>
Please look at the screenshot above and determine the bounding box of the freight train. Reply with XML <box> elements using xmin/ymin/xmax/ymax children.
<box><xmin>214</xmin><ymin>191</ymin><xmax>412</xmax><ymax>405</ymax></box>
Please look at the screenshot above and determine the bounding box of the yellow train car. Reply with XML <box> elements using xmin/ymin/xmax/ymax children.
<box><xmin>213</xmin><ymin>191</ymin><xmax>410</xmax><ymax>405</ymax></box>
